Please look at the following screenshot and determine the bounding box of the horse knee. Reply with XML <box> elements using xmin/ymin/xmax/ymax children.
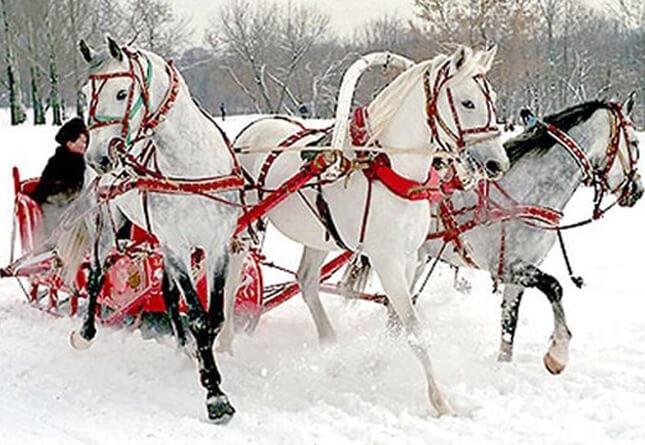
<box><xmin>536</xmin><ymin>273</ymin><xmax>562</xmax><ymax>303</ymax></box>
<box><xmin>510</xmin><ymin>263</ymin><xmax>562</xmax><ymax>303</ymax></box>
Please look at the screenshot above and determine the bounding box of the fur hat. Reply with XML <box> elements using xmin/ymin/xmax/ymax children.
<box><xmin>55</xmin><ymin>117</ymin><xmax>89</xmax><ymax>145</ymax></box>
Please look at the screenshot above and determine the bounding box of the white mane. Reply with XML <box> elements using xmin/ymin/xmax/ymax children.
<box><xmin>365</xmin><ymin>49</ymin><xmax>488</xmax><ymax>146</ymax></box>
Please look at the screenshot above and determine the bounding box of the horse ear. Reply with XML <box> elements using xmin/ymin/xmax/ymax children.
<box><xmin>624</xmin><ymin>91</ymin><xmax>636</xmax><ymax>116</ymax></box>
<box><xmin>452</xmin><ymin>46</ymin><xmax>472</xmax><ymax>72</ymax></box>
<box><xmin>106</xmin><ymin>35</ymin><xmax>123</xmax><ymax>61</ymax></box>
<box><xmin>480</xmin><ymin>44</ymin><xmax>497</xmax><ymax>72</ymax></box>
<box><xmin>79</xmin><ymin>40</ymin><xmax>95</xmax><ymax>63</ymax></box>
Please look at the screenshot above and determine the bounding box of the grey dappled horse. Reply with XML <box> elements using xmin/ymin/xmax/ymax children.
<box><xmin>346</xmin><ymin>98</ymin><xmax>643</xmax><ymax>374</ymax></box>
<box><xmin>69</xmin><ymin>37</ymin><xmax>241</xmax><ymax>423</ymax></box>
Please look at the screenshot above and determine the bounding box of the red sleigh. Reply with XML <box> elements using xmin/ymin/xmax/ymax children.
<box><xmin>5</xmin><ymin>164</ymin><xmax>356</xmax><ymax>331</ymax></box>
<box><xmin>6</xmin><ymin>166</ymin><xmax>265</xmax><ymax>329</ymax></box>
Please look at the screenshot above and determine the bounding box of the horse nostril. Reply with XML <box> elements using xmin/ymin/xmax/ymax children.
<box><xmin>485</xmin><ymin>160</ymin><xmax>502</xmax><ymax>178</ymax></box>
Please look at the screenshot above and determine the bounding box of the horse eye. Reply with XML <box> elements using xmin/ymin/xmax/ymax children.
<box><xmin>116</xmin><ymin>90</ymin><xmax>128</xmax><ymax>101</ymax></box>
<box><xmin>461</xmin><ymin>100</ymin><xmax>475</xmax><ymax>109</ymax></box>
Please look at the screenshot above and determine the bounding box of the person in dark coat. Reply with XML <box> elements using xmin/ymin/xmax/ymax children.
<box><xmin>31</xmin><ymin>117</ymin><xmax>89</xmax><ymax>243</ymax></box>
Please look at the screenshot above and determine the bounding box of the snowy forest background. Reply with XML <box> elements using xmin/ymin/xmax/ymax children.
<box><xmin>1</xmin><ymin>0</ymin><xmax>645</xmax><ymax>126</ymax></box>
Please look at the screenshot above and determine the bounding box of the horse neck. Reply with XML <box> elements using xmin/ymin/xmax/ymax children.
<box><xmin>366</xmin><ymin>60</ymin><xmax>437</xmax><ymax>181</ymax></box>
<box><xmin>499</xmin><ymin>111</ymin><xmax>610</xmax><ymax>211</ymax></box>
<box><xmin>150</xmin><ymin>79</ymin><xmax>233</xmax><ymax>178</ymax></box>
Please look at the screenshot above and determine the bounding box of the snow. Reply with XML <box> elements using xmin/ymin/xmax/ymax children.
<box><xmin>1</xmin><ymin>110</ymin><xmax>644</xmax><ymax>444</ymax></box>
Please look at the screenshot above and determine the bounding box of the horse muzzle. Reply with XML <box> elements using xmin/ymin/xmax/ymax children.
<box><xmin>618</xmin><ymin>173</ymin><xmax>644</xmax><ymax>207</ymax></box>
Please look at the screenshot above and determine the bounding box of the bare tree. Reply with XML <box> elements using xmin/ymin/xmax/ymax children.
<box><xmin>126</xmin><ymin>0</ymin><xmax>193</xmax><ymax>56</ymax></box>
<box><xmin>212</xmin><ymin>0</ymin><xmax>332</xmax><ymax>114</ymax></box>
<box><xmin>1</xmin><ymin>0</ymin><xmax>26</xmax><ymax>125</ymax></box>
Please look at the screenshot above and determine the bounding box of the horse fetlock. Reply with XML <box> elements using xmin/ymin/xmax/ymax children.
<box><xmin>200</xmin><ymin>369</ymin><xmax>222</xmax><ymax>389</ymax></box>
<box><xmin>544</xmin><ymin>335</ymin><xmax>569</xmax><ymax>375</ymax></box>
<box><xmin>206</xmin><ymin>394</ymin><xmax>235</xmax><ymax>424</ymax></box>
<box><xmin>429</xmin><ymin>388</ymin><xmax>454</xmax><ymax>417</ymax></box>
<box><xmin>69</xmin><ymin>329</ymin><xmax>94</xmax><ymax>350</ymax></box>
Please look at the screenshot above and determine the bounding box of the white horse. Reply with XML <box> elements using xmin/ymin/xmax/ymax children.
<box><xmin>345</xmin><ymin>97</ymin><xmax>643</xmax><ymax>374</ymax></box>
<box><xmin>71</xmin><ymin>37</ymin><xmax>241</xmax><ymax>423</ymax></box>
<box><xmin>229</xmin><ymin>46</ymin><xmax>508</xmax><ymax>416</ymax></box>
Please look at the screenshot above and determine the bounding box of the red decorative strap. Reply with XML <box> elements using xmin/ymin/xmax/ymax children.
<box><xmin>98</xmin><ymin>174</ymin><xmax>244</xmax><ymax>201</ymax></box>
<box><xmin>350</xmin><ymin>107</ymin><xmax>370</xmax><ymax>147</ymax></box>
<box><xmin>364</xmin><ymin>154</ymin><xmax>450</xmax><ymax>203</ymax></box>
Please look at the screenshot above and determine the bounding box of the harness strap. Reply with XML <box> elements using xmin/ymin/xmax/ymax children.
<box><xmin>358</xmin><ymin>179</ymin><xmax>373</xmax><ymax>246</ymax></box>
<box><xmin>314</xmin><ymin>190</ymin><xmax>351</xmax><ymax>250</ymax></box>
<box><xmin>494</xmin><ymin>221</ymin><xmax>506</xmax><ymax>293</ymax></box>
<box><xmin>544</xmin><ymin>123</ymin><xmax>595</xmax><ymax>185</ymax></box>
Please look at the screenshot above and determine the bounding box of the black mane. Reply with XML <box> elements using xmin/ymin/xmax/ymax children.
<box><xmin>505</xmin><ymin>101</ymin><xmax>610</xmax><ymax>166</ymax></box>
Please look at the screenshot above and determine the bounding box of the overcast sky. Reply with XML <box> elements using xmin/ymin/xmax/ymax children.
<box><xmin>169</xmin><ymin>0</ymin><xmax>415</xmax><ymax>44</ymax></box>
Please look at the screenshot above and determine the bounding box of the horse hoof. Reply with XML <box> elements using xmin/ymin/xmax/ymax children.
<box><xmin>206</xmin><ymin>395</ymin><xmax>236</xmax><ymax>424</ymax></box>
<box><xmin>69</xmin><ymin>330</ymin><xmax>93</xmax><ymax>350</ymax></box>
<box><xmin>543</xmin><ymin>352</ymin><xmax>565</xmax><ymax>375</ymax></box>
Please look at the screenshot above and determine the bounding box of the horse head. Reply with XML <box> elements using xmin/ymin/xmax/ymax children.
<box><xmin>434</xmin><ymin>45</ymin><xmax>509</xmax><ymax>182</ymax></box>
<box><xmin>79</xmin><ymin>37</ymin><xmax>180</xmax><ymax>175</ymax></box>
<box><xmin>367</xmin><ymin>45</ymin><xmax>508</xmax><ymax>188</ymax></box>
<box><xmin>603</xmin><ymin>94</ymin><xmax>643</xmax><ymax>208</ymax></box>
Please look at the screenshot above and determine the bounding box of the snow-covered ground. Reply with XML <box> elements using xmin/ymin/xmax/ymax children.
<box><xmin>0</xmin><ymin>111</ymin><xmax>644</xmax><ymax>444</ymax></box>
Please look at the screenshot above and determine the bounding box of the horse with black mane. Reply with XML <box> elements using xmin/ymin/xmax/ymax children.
<box><xmin>342</xmin><ymin>97</ymin><xmax>643</xmax><ymax>374</ymax></box>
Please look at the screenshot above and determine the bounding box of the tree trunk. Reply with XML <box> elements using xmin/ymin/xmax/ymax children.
<box><xmin>28</xmin><ymin>21</ymin><xmax>45</xmax><ymax>125</ymax></box>
<box><xmin>30</xmin><ymin>66</ymin><xmax>45</xmax><ymax>124</ymax></box>
<box><xmin>68</xmin><ymin>0</ymin><xmax>85</xmax><ymax>117</ymax></box>
<box><xmin>1</xmin><ymin>0</ymin><xmax>26</xmax><ymax>125</ymax></box>
<box><xmin>45</xmin><ymin>11</ymin><xmax>62</xmax><ymax>125</ymax></box>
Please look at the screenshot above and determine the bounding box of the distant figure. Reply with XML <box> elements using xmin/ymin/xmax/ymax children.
<box><xmin>520</xmin><ymin>108</ymin><xmax>538</xmax><ymax>129</ymax></box>
<box><xmin>504</xmin><ymin>118</ymin><xmax>515</xmax><ymax>132</ymax></box>
<box><xmin>298</xmin><ymin>103</ymin><xmax>309</xmax><ymax>118</ymax></box>
<box><xmin>31</xmin><ymin>117</ymin><xmax>88</xmax><ymax>243</ymax></box>
<box><xmin>219</xmin><ymin>102</ymin><xmax>227</xmax><ymax>121</ymax></box>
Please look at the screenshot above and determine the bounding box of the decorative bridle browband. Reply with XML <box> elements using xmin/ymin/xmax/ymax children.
<box><xmin>424</xmin><ymin>60</ymin><xmax>501</xmax><ymax>156</ymax></box>
<box><xmin>542</xmin><ymin>101</ymin><xmax>640</xmax><ymax>218</ymax></box>
<box><xmin>87</xmin><ymin>47</ymin><xmax>180</xmax><ymax>150</ymax></box>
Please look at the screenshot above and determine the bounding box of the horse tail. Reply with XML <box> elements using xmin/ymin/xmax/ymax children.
<box><xmin>341</xmin><ymin>254</ymin><xmax>372</xmax><ymax>298</ymax></box>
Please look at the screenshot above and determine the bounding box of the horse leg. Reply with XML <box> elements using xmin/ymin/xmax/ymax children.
<box><xmin>535</xmin><ymin>271</ymin><xmax>571</xmax><ymax>375</ymax></box>
<box><xmin>498</xmin><ymin>284</ymin><xmax>524</xmax><ymax>362</ymax></box>
<box><xmin>161</xmin><ymin>267</ymin><xmax>188</xmax><ymax>351</ymax></box>
<box><xmin>510</xmin><ymin>263</ymin><xmax>572</xmax><ymax>374</ymax></box>
<box><xmin>166</xmin><ymin>253</ymin><xmax>235</xmax><ymax>423</ymax></box>
<box><xmin>216</xmin><ymin>248</ymin><xmax>246</xmax><ymax>354</ymax></box>
<box><xmin>370</xmin><ymin>254</ymin><xmax>453</xmax><ymax>416</ymax></box>
<box><xmin>70</xmin><ymin>264</ymin><xmax>104</xmax><ymax>349</ymax></box>
<box><xmin>297</xmin><ymin>247</ymin><xmax>336</xmax><ymax>344</ymax></box>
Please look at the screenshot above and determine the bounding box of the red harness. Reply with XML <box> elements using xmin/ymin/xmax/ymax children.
<box><xmin>350</xmin><ymin>107</ymin><xmax>463</xmax><ymax>203</ymax></box>
<box><xmin>543</xmin><ymin>102</ymin><xmax>639</xmax><ymax>219</ymax></box>
<box><xmin>424</xmin><ymin>61</ymin><xmax>500</xmax><ymax>155</ymax></box>
<box><xmin>427</xmin><ymin>181</ymin><xmax>563</xmax><ymax>273</ymax></box>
